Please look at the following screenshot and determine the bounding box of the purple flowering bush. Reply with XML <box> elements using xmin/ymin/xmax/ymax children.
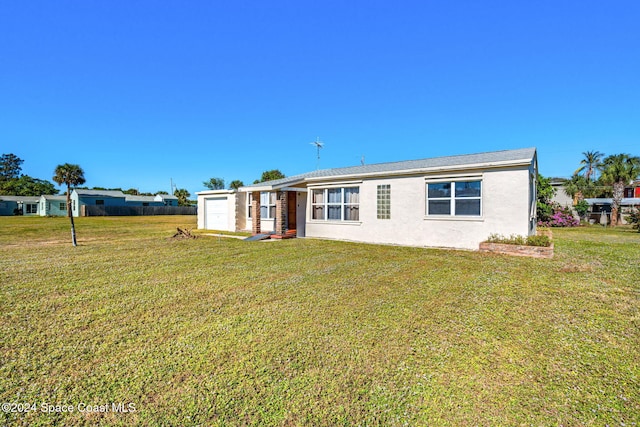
<box><xmin>537</xmin><ymin>206</ymin><xmax>580</xmax><ymax>227</ymax></box>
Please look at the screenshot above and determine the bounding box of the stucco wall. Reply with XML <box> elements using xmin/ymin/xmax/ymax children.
<box><xmin>196</xmin><ymin>191</ymin><xmax>237</xmax><ymax>231</ymax></box>
<box><xmin>304</xmin><ymin>166</ymin><xmax>533</xmax><ymax>250</ymax></box>
<box><xmin>551</xmin><ymin>184</ymin><xmax>574</xmax><ymax>208</ymax></box>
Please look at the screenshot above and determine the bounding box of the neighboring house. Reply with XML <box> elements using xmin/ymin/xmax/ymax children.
<box><xmin>197</xmin><ymin>147</ymin><xmax>538</xmax><ymax>250</ymax></box>
<box><xmin>2</xmin><ymin>190</ymin><xmax>187</xmax><ymax>217</ymax></box>
<box><xmin>39</xmin><ymin>195</ymin><xmax>69</xmax><ymax>216</ymax></box>
<box><xmin>0</xmin><ymin>196</ymin><xmax>41</xmax><ymax>216</ymax></box>
<box><xmin>155</xmin><ymin>194</ymin><xmax>179</xmax><ymax>206</ymax></box>
<box><xmin>124</xmin><ymin>195</ymin><xmax>164</xmax><ymax>207</ymax></box>
<box><xmin>624</xmin><ymin>180</ymin><xmax>640</xmax><ymax>198</ymax></box>
<box><xmin>584</xmin><ymin>197</ymin><xmax>640</xmax><ymax>225</ymax></box>
<box><xmin>550</xmin><ymin>178</ymin><xmax>574</xmax><ymax>208</ymax></box>
<box><xmin>71</xmin><ymin>189</ymin><xmax>127</xmax><ymax>216</ymax></box>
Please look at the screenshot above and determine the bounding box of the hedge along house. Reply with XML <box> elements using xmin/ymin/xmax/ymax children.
<box><xmin>197</xmin><ymin>147</ymin><xmax>538</xmax><ymax>250</ymax></box>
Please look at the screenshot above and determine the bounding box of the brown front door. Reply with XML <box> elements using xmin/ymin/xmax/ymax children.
<box><xmin>287</xmin><ymin>192</ymin><xmax>297</xmax><ymax>230</ymax></box>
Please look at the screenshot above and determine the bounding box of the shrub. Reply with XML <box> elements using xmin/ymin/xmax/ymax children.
<box><xmin>526</xmin><ymin>235</ymin><xmax>552</xmax><ymax>247</ymax></box>
<box><xmin>574</xmin><ymin>199</ymin><xmax>590</xmax><ymax>219</ymax></box>
<box><xmin>537</xmin><ymin>206</ymin><xmax>580</xmax><ymax>227</ymax></box>
<box><xmin>485</xmin><ymin>233</ymin><xmax>551</xmax><ymax>247</ymax></box>
<box><xmin>626</xmin><ymin>208</ymin><xmax>640</xmax><ymax>232</ymax></box>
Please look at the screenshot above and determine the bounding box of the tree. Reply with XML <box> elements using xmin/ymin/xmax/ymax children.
<box><xmin>0</xmin><ymin>153</ymin><xmax>24</xmax><ymax>181</ymax></box>
<box><xmin>53</xmin><ymin>164</ymin><xmax>86</xmax><ymax>247</ymax></box>
<box><xmin>536</xmin><ymin>174</ymin><xmax>556</xmax><ymax>223</ymax></box>
<box><xmin>229</xmin><ymin>180</ymin><xmax>244</xmax><ymax>190</ymax></box>
<box><xmin>174</xmin><ymin>188</ymin><xmax>191</xmax><ymax>206</ymax></box>
<box><xmin>253</xmin><ymin>169</ymin><xmax>285</xmax><ymax>184</ymax></box>
<box><xmin>563</xmin><ymin>173</ymin><xmax>601</xmax><ymax>201</ymax></box>
<box><xmin>156</xmin><ymin>191</ymin><xmax>169</xmax><ymax>195</ymax></box>
<box><xmin>600</xmin><ymin>154</ymin><xmax>640</xmax><ymax>226</ymax></box>
<box><xmin>203</xmin><ymin>177</ymin><xmax>225</xmax><ymax>190</ymax></box>
<box><xmin>0</xmin><ymin>175</ymin><xmax>57</xmax><ymax>196</ymax></box>
<box><xmin>574</xmin><ymin>150</ymin><xmax>604</xmax><ymax>182</ymax></box>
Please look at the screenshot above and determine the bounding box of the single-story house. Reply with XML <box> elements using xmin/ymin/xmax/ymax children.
<box><xmin>624</xmin><ymin>180</ymin><xmax>640</xmax><ymax>198</ymax></box>
<box><xmin>584</xmin><ymin>197</ymin><xmax>640</xmax><ymax>225</ymax></box>
<box><xmin>197</xmin><ymin>147</ymin><xmax>538</xmax><ymax>250</ymax></box>
<box><xmin>550</xmin><ymin>178</ymin><xmax>574</xmax><ymax>208</ymax></box>
<box><xmin>39</xmin><ymin>195</ymin><xmax>69</xmax><ymax>216</ymax></box>
<box><xmin>123</xmin><ymin>195</ymin><xmax>165</xmax><ymax>207</ymax></box>
<box><xmin>71</xmin><ymin>189</ymin><xmax>128</xmax><ymax>216</ymax></box>
<box><xmin>155</xmin><ymin>194</ymin><xmax>179</xmax><ymax>206</ymax></box>
<box><xmin>0</xmin><ymin>196</ymin><xmax>41</xmax><ymax>216</ymax></box>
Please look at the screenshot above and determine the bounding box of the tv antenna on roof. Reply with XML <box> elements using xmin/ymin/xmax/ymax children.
<box><xmin>310</xmin><ymin>137</ymin><xmax>324</xmax><ymax>169</ymax></box>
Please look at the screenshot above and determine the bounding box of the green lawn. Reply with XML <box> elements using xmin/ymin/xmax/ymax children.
<box><xmin>1</xmin><ymin>216</ymin><xmax>638</xmax><ymax>426</ymax></box>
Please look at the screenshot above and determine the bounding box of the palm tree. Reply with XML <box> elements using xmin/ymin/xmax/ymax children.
<box><xmin>600</xmin><ymin>154</ymin><xmax>640</xmax><ymax>226</ymax></box>
<box><xmin>53</xmin><ymin>164</ymin><xmax>86</xmax><ymax>246</ymax></box>
<box><xmin>574</xmin><ymin>151</ymin><xmax>604</xmax><ymax>182</ymax></box>
<box><xmin>174</xmin><ymin>188</ymin><xmax>191</xmax><ymax>206</ymax></box>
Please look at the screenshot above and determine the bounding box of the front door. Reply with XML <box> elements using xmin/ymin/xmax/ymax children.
<box><xmin>287</xmin><ymin>192</ymin><xmax>297</xmax><ymax>231</ymax></box>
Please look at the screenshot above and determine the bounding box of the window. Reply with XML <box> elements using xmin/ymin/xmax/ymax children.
<box><xmin>377</xmin><ymin>185</ymin><xmax>391</xmax><ymax>219</ymax></box>
<box><xmin>247</xmin><ymin>192</ymin><xmax>276</xmax><ymax>219</ymax></box>
<box><xmin>59</xmin><ymin>202</ymin><xmax>67</xmax><ymax>211</ymax></box>
<box><xmin>96</xmin><ymin>199</ymin><xmax>104</xmax><ymax>205</ymax></box>
<box><xmin>426</xmin><ymin>180</ymin><xmax>481</xmax><ymax>216</ymax></box>
<box><xmin>260</xmin><ymin>192</ymin><xmax>276</xmax><ymax>219</ymax></box>
<box><xmin>312</xmin><ymin>187</ymin><xmax>359</xmax><ymax>221</ymax></box>
<box><xmin>26</xmin><ymin>203</ymin><xmax>38</xmax><ymax>214</ymax></box>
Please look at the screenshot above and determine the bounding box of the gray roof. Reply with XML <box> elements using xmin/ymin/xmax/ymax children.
<box><xmin>242</xmin><ymin>147</ymin><xmax>537</xmax><ymax>190</ymax></box>
<box><xmin>74</xmin><ymin>189</ymin><xmax>126</xmax><ymax>198</ymax></box>
<box><xmin>586</xmin><ymin>198</ymin><xmax>640</xmax><ymax>206</ymax></box>
<box><xmin>0</xmin><ymin>195</ymin><xmax>41</xmax><ymax>202</ymax></box>
<box><xmin>125</xmin><ymin>195</ymin><xmax>158</xmax><ymax>202</ymax></box>
<box><xmin>156</xmin><ymin>194</ymin><xmax>178</xmax><ymax>200</ymax></box>
<box><xmin>41</xmin><ymin>195</ymin><xmax>68</xmax><ymax>200</ymax></box>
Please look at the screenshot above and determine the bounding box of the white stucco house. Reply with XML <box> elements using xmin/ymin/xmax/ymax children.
<box><xmin>197</xmin><ymin>147</ymin><xmax>538</xmax><ymax>250</ymax></box>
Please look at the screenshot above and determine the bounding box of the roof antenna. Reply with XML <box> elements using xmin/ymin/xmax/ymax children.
<box><xmin>361</xmin><ymin>155</ymin><xmax>365</xmax><ymax>166</ymax></box>
<box><xmin>310</xmin><ymin>137</ymin><xmax>324</xmax><ymax>170</ymax></box>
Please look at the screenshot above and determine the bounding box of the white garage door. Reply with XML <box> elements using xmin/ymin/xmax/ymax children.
<box><xmin>205</xmin><ymin>197</ymin><xmax>228</xmax><ymax>230</ymax></box>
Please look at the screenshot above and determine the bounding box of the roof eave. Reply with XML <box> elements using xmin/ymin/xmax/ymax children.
<box><xmin>303</xmin><ymin>158</ymin><xmax>535</xmax><ymax>183</ymax></box>
<box><xmin>239</xmin><ymin>178</ymin><xmax>306</xmax><ymax>192</ymax></box>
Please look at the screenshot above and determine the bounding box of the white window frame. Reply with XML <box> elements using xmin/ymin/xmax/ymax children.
<box><xmin>26</xmin><ymin>203</ymin><xmax>38</xmax><ymax>214</ymax></box>
<box><xmin>247</xmin><ymin>192</ymin><xmax>276</xmax><ymax>219</ymax></box>
<box><xmin>311</xmin><ymin>187</ymin><xmax>360</xmax><ymax>221</ymax></box>
<box><xmin>426</xmin><ymin>179</ymin><xmax>482</xmax><ymax>217</ymax></box>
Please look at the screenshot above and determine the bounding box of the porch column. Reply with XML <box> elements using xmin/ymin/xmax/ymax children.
<box><xmin>275</xmin><ymin>191</ymin><xmax>288</xmax><ymax>236</ymax></box>
<box><xmin>251</xmin><ymin>191</ymin><xmax>261</xmax><ymax>235</ymax></box>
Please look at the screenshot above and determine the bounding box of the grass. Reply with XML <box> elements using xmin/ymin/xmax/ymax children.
<box><xmin>1</xmin><ymin>216</ymin><xmax>638</xmax><ymax>426</ymax></box>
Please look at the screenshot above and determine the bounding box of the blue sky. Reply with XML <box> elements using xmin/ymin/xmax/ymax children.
<box><xmin>2</xmin><ymin>1</ymin><xmax>639</xmax><ymax>196</ymax></box>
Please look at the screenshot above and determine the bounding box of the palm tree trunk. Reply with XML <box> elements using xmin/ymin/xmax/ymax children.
<box><xmin>70</xmin><ymin>213</ymin><xmax>77</xmax><ymax>247</ymax></box>
<box><xmin>66</xmin><ymin>184</ymin><xmax>78</xmax><ymax>246</ymax></box>
<box><xmin>611</xmin><ymin>181</ymin><xmax>624</xmax><ymax>227</ymax></box>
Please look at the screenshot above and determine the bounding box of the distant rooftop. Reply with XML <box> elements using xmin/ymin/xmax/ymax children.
<box><xmin>125</xmin><ymin>195</ymin><xmax>158</xmax><ymax>202</ymax></box>
<box><xmin>73</xmin><ymin>189</ymin><xmax>126</xmax><ymax>198</ymax></box>
<box><xmin>0</xmin><ymin>195</ymin><xmax>41</xmax><ymax>202</ymax></box>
